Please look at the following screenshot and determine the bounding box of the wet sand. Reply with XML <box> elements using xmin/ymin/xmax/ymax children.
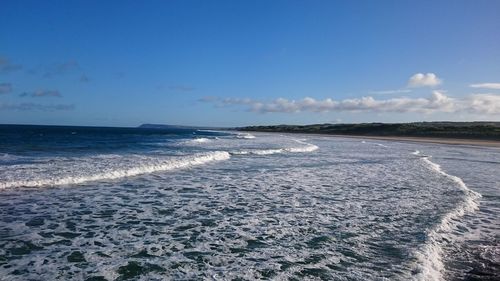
<box><xmin>241</xmin><ymin>131</ymin><xmax>500</xmax><ymax>148</ymax></box>
<box><xmin>324</xmin><ymin>135</ymin><xmax>500</xmax><ymax>148</ymax></box>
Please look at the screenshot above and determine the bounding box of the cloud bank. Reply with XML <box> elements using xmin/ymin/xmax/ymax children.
<box><xmin>465</xmin><ymin>93</ymin><xmax>500</xmax><ymax>114</ymax></box>
<box><xmin>202</xmin><ymin>91</ymin><xmax>500</xmax><ymax>115</ymax></box>
<box><xmin>408</xmin><ymin>73</ymin><xmax>442</xmax><ymax>87</ymax></box>
<box><xmin>469</xmin><ymin>83</ymin><xmax>500</xmax><ymax>90</ymax></box>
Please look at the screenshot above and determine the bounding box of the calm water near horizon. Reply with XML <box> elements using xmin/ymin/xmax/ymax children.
<box><xmin>0</xmin><ymin>125</ymin><xmax>498</xmax><ymax>280</ymax></box>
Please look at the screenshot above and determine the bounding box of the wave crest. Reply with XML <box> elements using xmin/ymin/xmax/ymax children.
<box><xmin>231</xmin><ymin>140</ymin><xmax>318</xmax><ymax>155</ymax></box>
<box><xmin>411</xmin><ymin>151</ymin><xmax>481</xmax><ymax>281</ymax></box>
<box><xmin>0</xmin><ymin>151</ymin><xmax>230</xmax><ymax>189</ymax></box>
<box><xmin>236</xmin><ymin>133</ymin><xmax>256</xmax><ymax>139</ymax></box>
<box><xmin>188</xmin><ymin>138</ymin><xmax>212</xmax><ymax>143</ymax></box>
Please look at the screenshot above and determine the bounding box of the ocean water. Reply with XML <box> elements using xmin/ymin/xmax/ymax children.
<box><xmin>0</xmin><ymin>125</ymin><xmax>498</xmax><ymax>281</ymax></box>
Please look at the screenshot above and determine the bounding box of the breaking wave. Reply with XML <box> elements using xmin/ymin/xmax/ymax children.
<box><xmin>0</xmin><ymin>153</ymin><xmax>21</xmax><ymax>163</ymax></box>
<box><xmin>231</xmin><ymin>140</ymin><xmax>318</xmax><ymax>155</ymax></box>
<box><xmin>411</xmin><ymin>150</ymin><xmax>481</xmax><ymax>281</ymax></box>
<box><xmin>361</xmin><ymin>140</ymin><xmax>388</xmax><ymax>148</ymax></box>
<box><xmin>236</xmin><ymin>133</ymin><xmax>256</xmax><ymax>139</ymax></box>
<box><xmin>0</xmin><ymin>138</ymin><xmax>319</xmax><ymax>189</ymax></box>
<box><xmin>0</xmin><ymin>151</ymin><xmax>231</xmax><ymax>189</ymax></box>
<box><xmin>187</xmin><ymin>137</ymin><xmax>212</xmax><ymax>144</ymax></box>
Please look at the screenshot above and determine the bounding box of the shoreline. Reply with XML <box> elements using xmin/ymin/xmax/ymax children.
<box><xmin>241</xmin><ymin>131</ymin><xmax>500</xmax><ymax>148</ymax></box>
<box><xmin>326</xmin><ymin>135</ymin><xmax>500</xmax><ymax>148</ymax></box>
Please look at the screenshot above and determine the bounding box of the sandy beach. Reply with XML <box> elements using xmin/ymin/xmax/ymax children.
<box><xmin>242</xmin><ymin>130</ymin><xmax>500</xmax><ymax>148</ymax></box>
<box><xmin>323</xmin><ymin>134</ymin><xmax>500</xmax><ymax>148</ymax></box>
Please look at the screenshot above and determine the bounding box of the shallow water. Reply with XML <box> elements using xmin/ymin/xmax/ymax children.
<box><xmin>0</xmin><ymin>125</ymin><xmax>498</xmax><ymax>280</ymax></box>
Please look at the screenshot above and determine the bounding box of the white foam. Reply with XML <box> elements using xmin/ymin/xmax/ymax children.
<box><xmin>250</xmin><ymin>148</ymin><xmax>285</xmax><ymax>155</ymax></box>
<box><xmin>177</xmin><ymin>137</ymin><xmax>214</xmax><ymax>146</ymax></box>
<box><xmin>285</xmin><ymin>144</ymin><xmax>319</xmax><ymax>153</ymax></box>
<box><xmin>231</xmin><ymin>148</ymin><xmax>283</xmax><ymax>155</ymax></box>
<box><xmin>0</xmin><ymin>151</ymin><xmax>230</xmax><ymax>189</ymax></box>
<box><xmin>290</xmin><ymin>139</ymin><xmax>319</xmax><ymax>152</ymax></box>
<box><xmin>189</xmin><ymin>138</ymin><xmax>212</xmax><ymax>143</ymax></box>
<box><xmin>411</xmin><ymin>151</ymin><xmax>481</xmax><ymax>281</ymax></box>
<box><xmin>361</xmin><ymin>141</ymin><xmax>388</xmax><ymax>148</ymax></box>
<box><xmin>231</xmin><ymin>140</ymin><xmax>318</xmax><ymax>155</ymax></box>
<box><xmin>236</xmin><ymin>133</ymin><xmax>256</xmax><ymax>139</ymax></box>
<box><xmin>0</xmin><ymin>153</ymin><xmax>21</xmax><ymax>162</ymax></box>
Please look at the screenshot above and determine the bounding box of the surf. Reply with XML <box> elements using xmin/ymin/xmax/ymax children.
<box><xmin>411</xmin><ymin>151</ymin><xmax>481</xmax><ymax>281</ymax></box>
<box><xmin>231</xmin><ymin>139</ymin><xmax>318</xmax><ymax>155</ymax></box>
<box><xmin>235</xmin><ymin>133</ymin><xmax>256</xmax><ymax>139</ymax></box>
<box><xmin>0</xmin><ymin>151</ymin><xmax>231</xmax><ymax>189</ymax></box>
<box><xmin>186</xmin><ymin>137</ymin><xmax>212</xmax><ymax>144</ymax></box>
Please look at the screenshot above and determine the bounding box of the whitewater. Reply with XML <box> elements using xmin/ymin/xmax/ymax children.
<box><xmin>0</xmin><ymin>125</ymin><xmax>498</xmax><ymax>280</ymax></box>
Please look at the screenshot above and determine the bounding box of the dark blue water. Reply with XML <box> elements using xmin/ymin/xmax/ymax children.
<box><xmin>0</xmin><ymin>125</ymin><xmax>227</xmax><ymax>156</ymax></box>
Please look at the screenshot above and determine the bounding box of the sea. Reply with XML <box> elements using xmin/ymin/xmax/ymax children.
<box><xmin>0</xmin><ymin>124</ymin><xmax>498</xmax><ymax>281</ymax></box>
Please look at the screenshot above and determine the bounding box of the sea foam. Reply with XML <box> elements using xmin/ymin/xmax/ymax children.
<box><xmin>188</xmin><ymin>137</ymin><xmax>212</xmax><ymax>143</ymax></box>
<box><xmin>0</xmin><ymin>151</ymin><xmax>230</xmax><ymax>189</ymax></box>
<box><xmin>231</xmin><ymin>139</ymin><xmax>318</xmax><ymax>155</ymax></box>
<box><xmin>236</xmin><ymin>133</ymin><xmax>256</xmax><ymax>139</ymax></box>
<box><xmin>411</xmin><ymin>150</ymin><xmax>481</xmax><ymax>281</ymax></box>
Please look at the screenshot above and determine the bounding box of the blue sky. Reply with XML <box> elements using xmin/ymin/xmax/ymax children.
<box><xmin>1</xmin><ymin>0</ymin><xmax>499</xmax><ymax>127</ymax></box>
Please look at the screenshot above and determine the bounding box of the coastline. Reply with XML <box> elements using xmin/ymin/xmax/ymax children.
<box><xmin>325</xmin><ymin>135</ymin><xmax>500</xmax><ymax>148</ymax></box>
<box><xmin>241</xmin><ymin>131</ymin><xmax>500</xmax><ymax>148</ymax></box>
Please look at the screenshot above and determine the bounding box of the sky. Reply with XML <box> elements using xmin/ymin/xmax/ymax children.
<box><xmin>1</xmin><ymin>0</ymin><xmax>499</xmax><ymax>127</ymax></box>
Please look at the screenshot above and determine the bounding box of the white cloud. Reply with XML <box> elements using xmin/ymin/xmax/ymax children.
<box><xmin>206</xmin><ymin>91</ymin><xmax>500</xmax><ymax>115</ymax></box>
<box><xmin>469</xmin><ymin>83</ymin><xmax>500</xmax><ymax>90</ymax></box>
<box><xmin>465</xmin><ymin>94</ymin><xmax>500</xmax><ymax>114</ymax></box>
<box><xmin>408</xmin><ymin>73</ymin><xmax>442</xmax><ymax>87</ymax></box>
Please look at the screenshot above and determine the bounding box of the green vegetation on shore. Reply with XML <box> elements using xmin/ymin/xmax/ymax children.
<box><xmin>240</xmin><ymin>122</ymin><xmax>500</xmax><ymax>140</ymax></box>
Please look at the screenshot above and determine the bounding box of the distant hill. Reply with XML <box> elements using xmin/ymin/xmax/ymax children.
<box><xmin>240</xmin><ymin>122</ymin><xmax>500</xmax><ymax>140</ymax></box>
